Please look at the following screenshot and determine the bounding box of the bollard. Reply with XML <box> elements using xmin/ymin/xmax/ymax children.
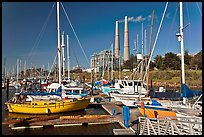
<box><xmin>123</xmin><ymin>106</ymin><xmax>130</xmax><ymax>128</ymax></box>
<box><xmin>141</xmin><ymin>101</ymin><xmax>146</xmax><ymax>117</ymax></box>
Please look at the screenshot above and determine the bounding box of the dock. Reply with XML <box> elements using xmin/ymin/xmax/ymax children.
<box><xmin>4</xmin><ymin>114</ymin><xmax>117</xmax><ymax>130</ymax></box>
<box><xmin>100</xmin><ymin>97</ymin><xmax>142</xmax><ymax>135</ymax></box>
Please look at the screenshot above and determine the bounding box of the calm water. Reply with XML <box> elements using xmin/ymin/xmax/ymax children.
<box><xmin>2</xmin><ymin>87</ymin><xmax>122</xmax><ymax>135</ymax></box>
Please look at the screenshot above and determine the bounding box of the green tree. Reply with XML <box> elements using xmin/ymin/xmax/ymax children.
<box><xmin>184</xmin><ymin>49</ymin><xmax>192</xmax><ymax>66</ymax></box>
<box><xmin>154</xmin><ymin>55</ymin><xmax>164</xmax><ymax>70</ymax></box>
<box><xmin>190</xmin><ymin>50</ymin><xmax>202</xmax><ymax>70</ymax></box>
<box><xmin>163</xmin><ymin>52</ymin><xmax>180</xmax><ymax>70</ymax></box>
<box><xmin>123</xmin><ymin>54</ymin><xmax>136</xmax><ymax>71</ymax></box>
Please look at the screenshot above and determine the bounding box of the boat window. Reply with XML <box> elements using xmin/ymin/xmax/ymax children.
<box><xmin>65</xmin><ymin>92</ymin><xmax>72</xmax><ymax>95</ymax></box>
<box><xmin>73</xmin><ymin>90</ymin><xmax>80</xmax><ymax>94</ymax></box>
<box><xmin>35</xmin><ymin>103</ymin><xmax>37</xmax><ymax>105</ymax></box>
<box><xmin>138</xmin><ymin>82</ymin><xmax>141</xmax><ymax>86</ymax></box>
<box><xmin>119</xmin><ymin>84</ymin><xmax>124</xmax><ymax>88</ymax></box>
<box><xmin>134</xmin><ymin>82</ymin><xmax>138</xmax><ymax>86</ymax></box>
<box><xmin>128</xmin><ymin>82</ymin><xmax>132</xmax><ymax>86</ymax></box>
<box><xmin>65</xmin><ymin>90</ymin><xmax>72</xmax><ymax>93</ymax></box>
<box><xmin>44</xmin><ymin>103</ymin><xmax>47</xmax><ymax>105</ymax></box>
<box><xmin>123</xmin><ymin>81</ymin><xmax>127</xmax><ymax>86</ymax></box>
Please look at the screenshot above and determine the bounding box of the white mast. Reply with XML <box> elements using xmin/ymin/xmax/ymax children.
<box><xmin>17</xmin><ymin>59</ymin><xmax>19</xmax><ymax>83</ymax></box>
<box><xmin>67</xmin><ymin>34</ymin><xmax>70</xmax><ymax>80</ymax></box>
<box><xmin>19</xmin><ymin>59</ymin><xmax>21</xmax><ymax>79</ymax></box>
<box><xmin>136</xmin><ymin>34</ymin><xmax>139</xmax><ymax>53</ymax></box>
<box><xmin>141</xmin><ymin>23</ymin><xmax>144</xmax><ymax>56</ymax></box>
<box><xmin>111</xmin><ymin>43</ymin><xmax>114</xmax><ymax>80</ymax></box>
<box><xmin>61</xmin><ymin>31</ymin><xmax>65</xmax><ymax>78</ymax></box>
<box><xmin>140</xmin><ymin>23</ymin><xmax>144</xmax><ymax>80</ymax></box>
<box><xmin>108</xmin><ymin>53</ymin><xmax>110</xmax><ymax>81</ymax></box>
<box><xmin>24</xmin><ymin>61</ymin><xmax>26</xmax><ymax>78</ymax></box>
<box><xmin>102</xmin><ymin>53</ymin><xmax>105</xmax><ymax>78</ymax></box>
<box><xmin>176</xmin><ymin>2</ymin><xmax>186</xmax><ymax>104</ymax></box>
<box><xmin>180</xmin><ymin>2</ymin><xmax>185</xmax><ymax>84</ymax></box>
<box><xmin>57</xmin><ymin>2</ymin><xmax>61</xmax><ymax>85</ymax></box>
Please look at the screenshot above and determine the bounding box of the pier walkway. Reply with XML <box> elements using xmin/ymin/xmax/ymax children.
<box><xmin>100</xmin><ymin>97</ymin><xmax>142</xmax><ymax>135</ymax></box>
<box><xmin>139</xmin><ymin>116</ymin><xmax>202</xmax><ymax>135</ymax></box>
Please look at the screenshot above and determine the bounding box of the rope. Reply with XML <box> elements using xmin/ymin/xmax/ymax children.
<box><xmin>196</xmin><ymin>2</ymin><xmax>202</xmax><ymax>17</ymax></box>
<box><xmin>47</xmin><ymin>53</ymin><xmax>57</xmax><ymax>79</ymax></box>
<box><xmin>60</xmin><ymin>2</ymin><xmax>90</xmax><ymax>66</ymax></box>
<box><xmin>165</xmin><ymin>3</ymin><xmax>179</xmax><ymax>54</ymax></box>
<box><xmin>27</xmin><ymin>3</ymin><xmax>55</xmax><ymax>63</ymax></box>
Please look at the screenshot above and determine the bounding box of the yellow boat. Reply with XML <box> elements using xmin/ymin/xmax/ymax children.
<box><xmin>5</xmin><ymin>98</ymin><xmax>90</xmax><ymax>114</ymax></box>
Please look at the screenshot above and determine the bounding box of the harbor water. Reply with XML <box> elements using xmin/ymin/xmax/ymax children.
<box><xmin>2</xmin><ymin>87</ymin><xmax>123</xmax><ymax>135</ymax></box>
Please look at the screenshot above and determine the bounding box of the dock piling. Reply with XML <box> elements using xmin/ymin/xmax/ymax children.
<box><xmin>122</xmin><ymin>106</ymin><xmax>130</xmax><ymax>128</ymax></box>
<box><xmin>6</xmin><ymin>79</ymin><xmax>9</xmax><ymax>101</ymax></box>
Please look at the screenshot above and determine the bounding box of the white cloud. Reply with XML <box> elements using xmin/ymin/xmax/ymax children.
<box><xmin>118</xmin><ymin>15</ymin><xmax>146</xmax><ymax>23</ymax></box>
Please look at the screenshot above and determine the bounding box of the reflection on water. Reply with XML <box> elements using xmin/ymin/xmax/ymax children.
<box><xmin>2</xmin><ymin>87</ymin><xmax>122</xmax><ymax>135</ymax></box>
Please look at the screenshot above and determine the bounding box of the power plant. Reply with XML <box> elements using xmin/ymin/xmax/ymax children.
<box><xmin>114</xmin><ymin>21</ymin><xmax>120</xmax><ymax>58</ymax></box>
<box><xmin>123</xmin><ymin>16</ymin><xmax>130</xmax><ymax>61</ymax></box>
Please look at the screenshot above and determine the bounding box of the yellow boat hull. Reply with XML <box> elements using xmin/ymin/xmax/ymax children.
<box><xmin>138</xmin><ymin>108</ymin><xmax>176</xmax><ymax>119</ymax></box>
<box><xmin>5</xmin><ymin>98</ymin><xmax>90</xmax><ymax>114</ymax></box>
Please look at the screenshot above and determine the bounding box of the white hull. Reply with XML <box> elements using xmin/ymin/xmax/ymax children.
<box><xmin>110</xmin><ymin>92</ymin><xmax>146</xmax><ymax>102</ymax></box>
<box><xmin>121</xmin><ymin>99</ymin><xmax>139</xmax><ymax>107</ymax></box>
<box><xmin>121</xmin><ymin>97</ymin><xmax>151</xmax><ymax>107</ymax></box>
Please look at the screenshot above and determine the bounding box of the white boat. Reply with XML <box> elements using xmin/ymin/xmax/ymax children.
<box><xmin>102</xmin><ymin>79</ymin><xmax>147</xmax><ymax>96</ymax></box>
<box><xmin>121</xmin><ymin>97</ymin><xmax>151</xmax><ymax>107</ymax></box>
<box><xmin>19</xmin><ymin>82</ymin><xmax>89</xmax><ymax>101</ymax></box>
<box><xmin>110</xmin><ymin>91</ymin><xmax>146</xmax><ymax>102</ymax></box>
<box><xmin>114</xmin><ymin>79</ymin><xmax>147</xmax><ymax>94</ymax></box>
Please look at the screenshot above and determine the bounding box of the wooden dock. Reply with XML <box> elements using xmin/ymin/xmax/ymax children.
<box><xmin>100</xmin><ymin>98</ymin><xmax>142</xmax><ymax>135</ymax></box>
<box><xmin>3</xmin><ymin>114</ymin><xmax>117</xmax><ymax>130</ymax></box>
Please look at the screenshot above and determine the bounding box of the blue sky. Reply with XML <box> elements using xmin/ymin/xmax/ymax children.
<box><xmin>2</xmin><ymin>2</ymin><xmax>202</xmax><ymax>72</ymax></box>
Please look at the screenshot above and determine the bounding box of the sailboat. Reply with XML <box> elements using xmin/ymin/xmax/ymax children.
<box><xmin>5</xmin><ymin>2</ymin><xmax>90</xmax><ymax>114</ymax></box>
<box><xmin>138</xmin><ymin>2</ymin><xmax>202</xmax><ymax>118</ymax></box>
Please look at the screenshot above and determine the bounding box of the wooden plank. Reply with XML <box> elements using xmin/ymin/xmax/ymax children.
<box><xmin>113</xmin><ymin>129</ymin><xmax>136</xmax><ymax>135</ymax></box>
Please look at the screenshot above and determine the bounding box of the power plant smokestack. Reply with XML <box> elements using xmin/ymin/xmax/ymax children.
<box><xmin>124</xmin><ymin>16</ymin><xmax>130</xmax><ymax>61</ymax></box>
<box><xmin>115</xmin><ymin>21</ymin><xmax>120</xmax><ymax>58</ymax></box>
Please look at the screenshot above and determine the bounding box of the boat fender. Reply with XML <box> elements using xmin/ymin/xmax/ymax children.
<box><xmin>141</xmin><ymin>101</ymin><xmax>145</xmax><ymax>109</ymax></box>
<box><xmin>46</xmin><ymin>108</ymin><xmax>50</xmax><ymax>114</ymax></box>
<box><xmin>12</xmin><ymin>97</ymin><xmax>17</xmax><ymax>103</ymax></box>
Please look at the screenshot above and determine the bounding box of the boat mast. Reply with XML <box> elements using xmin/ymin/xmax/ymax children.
<box><xmin>140</xmin><ymin>23</ymin><xmax>144</xmax><ymax>80</ymax></box>
<box><xmin>24</xmin><ymin>61</ymin><xmax>26</xmax><ymax>78</ymax></box>
<box><xmin>179</xmin><ymin>2</ymin><xmax>185</xmax><ymax>84</ymax></box>
<box><xmin>176</xmin><ymin>2</ymin><xmax>187</xmax><ymax>104</ymax></box>
<box><xmin>57</xmin><ymin>2</ymin><xmax>61</xmax><ymax>85</ymax></box>
<box><xmin>17</xmin><ymin>59</ymin><xmax>19</xmax><ymax>84</ymax></box>
<box><xmin>146</xmin><ymin>10</ymin><xmax>154</xmax><ymax>95</ymax></box>
<box><xmin>61</xmin><ymin>31</ymin><xmax>65</xmax><ymax>79</ymax></box>
<box><xmin>111</xmin><ymin>43</ymin><xmax>114</xmax><ymax>80</ymax></box>
<box><xmin>67</xmin><ymin>34</ymin><xmax>70</xmax><ymax>80</ymax></box>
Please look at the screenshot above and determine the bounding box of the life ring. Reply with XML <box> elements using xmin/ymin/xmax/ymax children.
<box><xmin>12</xmin><ymin>97</ymin><xmax>17</xmax><ymax>103</ymax></box>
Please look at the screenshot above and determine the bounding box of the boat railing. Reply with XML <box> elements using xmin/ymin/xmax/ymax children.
<box><xmin>139</xmin><ymin>116</ymin><xmax>202</xmax><ymax>135</ymax></box>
